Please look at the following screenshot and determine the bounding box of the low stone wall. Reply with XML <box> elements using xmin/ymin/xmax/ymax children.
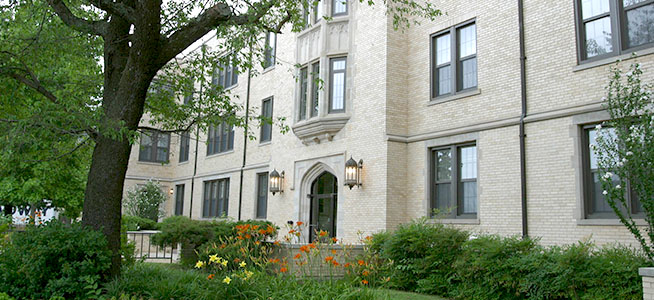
<box><xmin>272</xmin><ymin>244</ymin><xmax>365</xmax><ymax>279</ymax></box>
<box><xmin>641</xmin><ymin>268</ymin><xmax>654</xmax><ymax>300</ymax></box>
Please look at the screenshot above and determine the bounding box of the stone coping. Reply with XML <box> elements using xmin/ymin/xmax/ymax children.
<box><xmin>640</xmin><ymin>267</ymin><xmax>654</xmax><ymax>277</ymax></box>
<box><xmin>276</xmin><ymin>243</ymin><xmax>364</xmax><ymax>250</ymax></box>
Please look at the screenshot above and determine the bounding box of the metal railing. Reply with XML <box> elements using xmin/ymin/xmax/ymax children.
<box><xmin>126</xmin><ymin>230</ymin><xmax>176</xmax><ymax>263</ymax></box>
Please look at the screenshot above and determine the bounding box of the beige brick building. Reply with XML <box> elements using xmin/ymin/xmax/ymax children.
<box><xmin>124</xmin><ymin>0</ymin><xmax>654</xmax><ymax>246</ymax></box>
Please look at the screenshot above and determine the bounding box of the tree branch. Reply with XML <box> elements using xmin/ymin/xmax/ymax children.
<box><xmin>157</xmin><ymin>0</ymin><xmax>280</xmax><ymax>66</ymax></box>
<box><xmin>138</xmin><ymin>119</ymin><xmax>197</xmax><ymax>134</ymax></box>
<box><xmin>89</xmin><ymin>0</ymin><xmax>137</xmax><ymax>25</ymax></box>
<box><xmin>46</xmin><ymin>0</ymin><xmax>107</xmax><ymax>36</ymax></box>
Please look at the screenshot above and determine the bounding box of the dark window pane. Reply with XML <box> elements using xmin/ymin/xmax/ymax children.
<box><xmin>585</xmin><ymin>17</ymin><xmax>613</xmax><ymax>58</ymax></box>
<box><xmin>626</xmin><ymin>4</ymin><xmax>654</xmax><ymax>48</ymax></box>
<box><xmin>436</xmin><ymin>183</ymin><xmax>451</xmax><ymax>211</ymax></box>
<box><xmin>437</xmin><ymin>66</ymin><xmax>451</xmax><ymax>96</ymax></box>
<box><xmin>591</xmin><ymin>171</ymin><xmax>614</xmax><ymax>213</ymax></box>
<box><xmin>257</xmin><ymin>173</ymin><xmax>268</xmax><ymax>218</ymax></box>
<box><xmin>175</xmin><ymin>185</ymin><xmax>184</xmax><ymax>216</ymax></box>
<box><xmin>300</xmin><ymin>68</ymin><xmax>308</xmax><ymax>120</ymax></box>
<box><xmin>261</xmin><ymin>99</ymin><xmax>273</xmax><ymax>142</ymax></box>
<box><xmin>436</xmin><ymin>149</ymin><xmax>452</xmax><ymax>181</ymax></box>
<box><xmin>311</xmin><ymin>63</ymin><xmax>320</xmax><ymax>117</ymax></box>
<box><xmin>624</xmin><ymin>0</ymin><xmax>649</xmax><ymax>7</ymax></box>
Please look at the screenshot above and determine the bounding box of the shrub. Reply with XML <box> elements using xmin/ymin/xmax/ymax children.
<box><xmin>122</xmin><ymin>215</ymin><xmax>159</xmax><ymax>231</ymax></box>
<box><xmin>369</xmin><ymin>218</ymin><xmax>469</xmax><ymax>294</ymax></box>
<box><xmin>123</xmin><ymin>180</ymin><xmax>166</xmax><ymax>222</ymax></box>
<box><xmin>0</xmin><ymin>221</ymin><xmax>111</xmax><ymax>300</ymax></box>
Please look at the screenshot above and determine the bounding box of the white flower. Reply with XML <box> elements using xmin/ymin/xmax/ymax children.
<box><xmin>603</xmin><ymin>190</ymin><xmax>608</xmax><ymax>195</ymax></box>
<box><xmin>617</xmin><ymin>161</ymin><xmax>624</xmax><ymax>167</ymax></box>
<box><xmin>626</xmin><ymin>151</ymin><xmax>633</xmax><ymax>156</ymax></box>
<box><xmin>603</xmin><ymin>172</ymin><xmax>613</xmax><ymax>179</ymax></box>
<box><xmin>616</xmin><ymin>185</ymin><xmax>621</xmax><ymax>189</ymax></box>
<box><xmin>595</xmin><ymin>124</ymin><xmax>602</xmax><ymax>130</ymax></box>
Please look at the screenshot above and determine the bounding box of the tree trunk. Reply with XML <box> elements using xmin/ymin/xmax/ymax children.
<box><xmin>82</xmin><ymin>135</ymin><xmax>132</xmax><ymax>277</ymax></box>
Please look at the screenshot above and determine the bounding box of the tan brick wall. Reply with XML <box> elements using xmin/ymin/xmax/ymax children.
<box><xmin>122</xmin><ymin>0</ymin><xmax>654</xmax><ymax>248</ymax></box>
<box><xmin>642</xmin><ymin>270</ymin><xmax>654</xmax><ymax>300</ymax></box>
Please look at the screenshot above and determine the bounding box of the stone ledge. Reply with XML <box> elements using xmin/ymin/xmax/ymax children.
<box><xmin>292</xmin><ymin>115</ymin><xmax>350</xmax><ymax>145</ymax></box>
<box><xmin>640</xmin><ymin>267</ymin><xmax>654</xmax><ymax>277</ymax></box>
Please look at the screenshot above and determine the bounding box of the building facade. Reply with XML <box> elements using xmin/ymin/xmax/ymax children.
<box><xmin>123</xmin><ymin>0</ymin><xmax>654</xmax><ymax>246</ymax></box>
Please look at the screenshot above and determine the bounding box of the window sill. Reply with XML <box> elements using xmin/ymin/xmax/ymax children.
<box><xmin>429</xmin><ymin>218</ymin><xmax>480</xmax><ymax>225</ymax></box>
<box><xmin>577</xmin><ymin>218</ymin><xmax>646</xmax><ymax>226</ymax></box>
<box><xmin>136</xmin><ymin>160</ymin><xmax>169</xmax><ymax>166</ymax></box>
<box><xmin>259</xmin><ymin>141</ymin><xmax>272</xmax><ymax>147</ymax></box>
<box><xmin>428</xmin><ymin>88</ymin><xmax>481</xmax><ymax>106</ymax></box>
<box><xmin>292</xmin><ymin>114</ymin><xmax>350</xmax><ymax>145</ymax></box>
<box><xmin>206</xmin><ymin>150</ymin><xmax>235</xmax><ymax>159</ymax></box>
<box><xmin>573</xmin><ymin>48</ymin><xmax>654</xmax><ymax>72</ymax></box>
<box><xmin>261</xmin><ymin>65</ymin><xmax>275</xmax><ymax>75</ymax></box>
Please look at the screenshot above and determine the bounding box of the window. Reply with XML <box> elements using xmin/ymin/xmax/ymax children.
<box><xmin>213</xmin><ymin>54</ymin><xmax>238</xmax><ymax>89</ymax></box>
<box><xmin>329</xmin><ymin>57</ymin><xmax>346</xmax><ymax>113</ymax></box>
<box><xmin>431</xmin><ymin>144</ymin><xmax>477</xmax><ymax>218</ymax></box>
<box><xmin>207</xmin><ymin>121</ymin><xmax>234</xmax><ymax>155</ymax></box>
<box><xmin>256</xmin><ymin>173</ymin><xmax>269</xmax><ymax>219</ymax></box>
<box><xmin>260</xmin><ymin>97</ymin><xmax>273</xmax><ymax>142</ymax></box>
<box><xmin>179</xmin><ymin>131</ymin><xmax>190</xmax><ymax>163</ymax></box>
<box><xmin>311</xmin><ymin>62</ymin><xmax>320</xmax><ymax>117</ymax></box>
<box><xmin>138</xmin><ymin>130</ymin><xmax>170</xmax><ymax>163</ymax></box>
<box><xmin>203</xmin><ymin>178</ymin><xmax>229</xmax><ymax>218</ymax></box>
<box><xmin>313</xmin><ymin>0</ymin><xmax>323</xmax><ymax>23</ymax></box>
<box><xmin>299</xmin><ymin>67</ymin><xmax>308</xmax><ymax>121</ymax></box>
<box><xmin>582</xmin><ymin>126</ymin><xmax>642</xmax><ymax>218</ymax></box>
<box><xmin>576</xmin><ymin>0</ymin><xmax>654</xmax><ymax>62</ymax></box>
<box><xmin>175</xmin><ymin>184</ymin><xmax>185</xmax><ymax>216</ymax></box>
<box><xmin>263</xmin><ymin>32</ymin><xmax>276</xmax><ymax>69</ymax></box>
<box><xmin>332</xmin><ymin>0</ymin><xmax>347</xmax><ymax>16</ymax></box>
<box><xmin>431</xmin><ymin>21</ymin><xmax>477</xmax><ymax>99</ymax></box>
<box><xmin>183</xmin><ymin>82</ymin><xmax>194</xmax><ymax>104</ymax></box>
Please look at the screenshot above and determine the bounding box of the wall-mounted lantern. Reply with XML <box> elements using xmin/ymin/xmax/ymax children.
<box><xmin>269</xmin><ymin>169</ymin><xmax>285</xmax><ymax>195</ymax></box>
<box><xmin>169</xmin><ymin>187</ymin><xmax>174</xmax><ymax>195</ymax></box>
<box><xmin>344</xmin><ymin>157</ymin><xmax>363</xmax><ymax>189</ymax></box>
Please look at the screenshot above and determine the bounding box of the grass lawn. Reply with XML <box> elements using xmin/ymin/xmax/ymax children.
<box><xmin>374</xmin><ymin>289</ymin><xmax>446</xmax><ymax>300</ymax></box>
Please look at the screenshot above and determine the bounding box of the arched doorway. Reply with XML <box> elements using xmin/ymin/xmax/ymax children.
<box><xmin>309</xmin><ymin>172</ymin><xmax>338</xmax><ymax>241</ymax></box>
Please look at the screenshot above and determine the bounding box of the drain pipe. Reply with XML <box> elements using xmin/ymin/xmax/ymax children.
<box><xmin>518</xmin><ymin>0</ymin><xmax>529</xmax><ymax>238</ymax></box>
<box><xmin>237</xmin><ymin>44</ymin><xmax>254</xmax><ymax>221</ymax></box>
<box><xmin>189</xmin><ymin>45</ymin><xmax>207</xmax><ymax>219</ymax></box>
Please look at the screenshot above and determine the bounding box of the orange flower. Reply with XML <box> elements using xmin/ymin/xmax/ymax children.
<box><xmin>244</xmin><ymin>234</ymin><xmax>252</xmax><ymax>239</ymax></box>
<box><xmin>358</xmin><ymin>260</ymin><xmax>365</xmax><ymax>266</ymax></box>
<box><xmin>269</xmin><ymin>258</ymin><xmax>280</xmax><ymax>264</ymax></box>
<box><xmin>331</xmin><ymin>249</ymin><xmax>337</xmax><ymax>255</ymax></box>
<box><xmin>344</xmin><ymin>263</ymin><xmax>351</xmax><ymax>268</ymax></box>
<box><xmin>296</xmin><ymin>221</ymin><xmax>304</xmax><ymax>226</ymax></box>
<box><xmin>319</xmin><ymin>230</ymin><xmax>328</xmax><ymax>237</ymax></box>
<box><xmin>362</xmin><ymin>279</ymin><xmax>369</xmax><ymax>285</ymax></box>
<box><xmin>280</xmin><ymin>267</ymin><xmax>288</xmax><ymax>273</ymax></box>
<box><xmin>207</xmin><ymin>274</ymin><xmax>215</xmax><ymax>280</ymax></box>
<box><xmin>237</xmin><ymin>236</ymin><xmax>244</xmax><ymax>240</ymax></box>
<box><xmin>220</xmin><ymin>244</ymin><xmax>227</xmax><ymax>249</ymax></box>
<box><xmin>267</xmin><ymin>225</ymin><xmax>275</xmax><ymax>234</ymax></box>
<box><xmin>273</xmin><ymin>241</ymin><xmax>280</xmax><ymax>246</ymax></box>
<box><xmin>253</xmin><ymin>225</ymin><xmax>260</xmax><ymax>230</ymax></box>
<box><xmin>294</xmin><ymin>253</ymin><xmax>302</xmax><ymax>259</ymax></box>
<box><xmin>332</xmin><ymin>261</ymin><xmax>340</xmax><ymax>266</ymax></box>
<box><xmin>308</xmin><ymin>243</ymin><xmax>316</xmax><ymax>249</ymax></box>
<box><xmin>332</xmin><ymin>237</ymin><xmax>338</xmax><ymax>243</ymax></box>
<box><xmin>362</xmin><ymin>270</ymin><xmax>370</xmax><ymax>276</ymax></box>
<box><xmin>255</xmin><ymin>241</ymin><xmax>261</xmax><ymax>245</ymax></box>
<box><xmin>258</xmin><ymin>229</ymin><xmax>267</xmax><ymax>235</ymax></box>
<box><xmin>365</xmin><ymin>236</ymin><xmax>373</xmax><ymax>241</ymax></box>
<box><xmin>234</xmin><ymin>258</ymin><xmax>241</xmax><ymax>263</ymax></box>
<box><xmin>299</xmin><ymin>245</ymin><xmax>309</xmax><ymax>253</ymax></box>
<box><xmin>325</xmin><ymin>256</ymin><xmax>334</xmax><ymax>262</ymax></box>
<box><xmin>288</xmin><ymin>229</ymin><xmax>296</xmax><ymax>234</ymax></box>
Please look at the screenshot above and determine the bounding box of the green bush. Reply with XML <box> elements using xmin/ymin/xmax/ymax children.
<box><xmin>367</xmin><ymin>221</ymin><xmax>650</xmax><ymax>300</ymax></box>
<box><xmin>123</xmin><ymin>180</ymin><xmax>166</xmax><ymax>222</ymax></box>
<box><xmin>122</xmin><ymin>215</ymin><xmax>159</xmax><ymax>231</ymax></box>
<box><xmin>370</xmin><ymin>218</ymin><xmax>469</xmax><ymax>294</ymax></box>
<box><xmin>104</xmin><ymin>263</ymin><xmax>377</xmax><ymax>300</ymax></box>
<box><xmin>0</xmin><ymin>221</ymin><xmax>111</xmax><ymax>300</ymax></box>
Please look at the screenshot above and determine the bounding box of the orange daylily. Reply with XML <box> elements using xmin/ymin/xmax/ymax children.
<box><xmin>294</xmin><ymin>253</ymin><xmax>302</xmax><ymax>259</ymax></box>
<box><xmin>344</xmin><ymin>263</ymin><xmax>351</xmax><ymax>268</ymax></box>
<box><xmin>358</xmin><ymin>260</ymin><xmax>366</xmax><ymax>266</ymax></box>
<box><xmin>362</xmin><ymin>279</ymin><xmax>369</xmax><ymax>285</ymax></box>
<box><xmin>332</xmin><ymin>261</ymin><xmax>340</xmax><ymax>266</ymax></box>
<box><xmin>318</xmin><ymin>230</ymin><xmax>328</xmax><ymax>237</ymax></box>
<box><xmin>296</xmin><ymin>221</ymin><xmax>304</xmax><ymax>226</ymax></box>
<box><xmin>331</xmin><ymin>249</ymin><xmax>337</xmax><ymax>255</ymax></box>
<box><xmin>332</xmin><ymin>237</ymin><xmax>338</xmax><ymax>243</ymax></box>
<box><xmin>308</xmin><ymin>243</ymin><xmax>316</xmax><ymax>249</ymax></box>
<box><xmin>280</xmin><ymin>267</ymin><xmax>288</xmax><ymax>273</ymax></box>
<box><xmin>362</xmin><ymin>270</ymin><xmax>370</xmax><ymax>276</ymax></box>
<box><xmin>325</xmin><ymin>256</ymin><xmax>334</xmax><ymax>262</ymax></box>
<box><xmin>207</xmin><ymin>274</ymin><xmax>215</xmax><ymax>280</ymax></box>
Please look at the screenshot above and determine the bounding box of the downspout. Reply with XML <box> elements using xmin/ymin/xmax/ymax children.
<box><xmin>518</xmin><ymin>0</ymin><xmax>529</xmax><ymax>238</ymax></box>
<box><xmin>237</xmin><ymin>44</ymin><xmax>254</xmax><ymax>221</ymax></box>
<box><xmin>188</xmin><ymin>45</ymin><xmax>206</xmax><ymax>219</ymax></box>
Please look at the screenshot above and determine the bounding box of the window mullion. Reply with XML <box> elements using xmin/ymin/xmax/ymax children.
<box><xmin>610</xmin><ymin>0</ymin><xmax>624</xmax><ymax>54</ymax></box>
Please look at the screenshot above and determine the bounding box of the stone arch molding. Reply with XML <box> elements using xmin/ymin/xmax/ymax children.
<box><xmin>293</xmin><ymin>154</ymin><xmax>345</xmax><ymax>242</ymax></box>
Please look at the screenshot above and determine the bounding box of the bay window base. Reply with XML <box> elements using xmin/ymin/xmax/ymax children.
<box><xmin>292</xmin><ymin>115</ymin><xmax>350</xmax><ymax>145</ymax></box>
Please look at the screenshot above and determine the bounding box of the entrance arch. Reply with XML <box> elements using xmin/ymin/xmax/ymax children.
<box><xmin>309</xmin><ymin>172</ymin><xmax>338</xmax><ymax>241</ymax></box>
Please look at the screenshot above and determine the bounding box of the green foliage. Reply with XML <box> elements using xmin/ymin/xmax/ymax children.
<box><xmin>123</xmin><ymin>181</ymin><xmax>167</xmax><ymax>222</ymax></box>
<box><xmin>365</xmin><ymin>221</ymin><xmax>649</xmax><ymax>299</ymax></box>
<box><xmin>369</xmin><ymin>218</ymin><xmax>469</xmax><ymax>293</ymax></box>
<box><xmin>0</xmin><ymin>293</ymin><xmax>14</xmax><ymax>300</ymax></box>
<box><xmin>122</xmin><ymin>215</ymin><xmax>159</xmax><ymax>231</ymax></box>
<box><xmin>595</xmin><ymin>61</ymin><xmax>654</xmax><ymax>259</ymax></box>
<box><xmin>0</xmin><ymin>221</ymin><xmax>111</xmax><ymax>300</ymax></box>
<box><xmin>104</xmin><ymin>263</ymin><xmax>377</xmax><ymax>300</ymax></box>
